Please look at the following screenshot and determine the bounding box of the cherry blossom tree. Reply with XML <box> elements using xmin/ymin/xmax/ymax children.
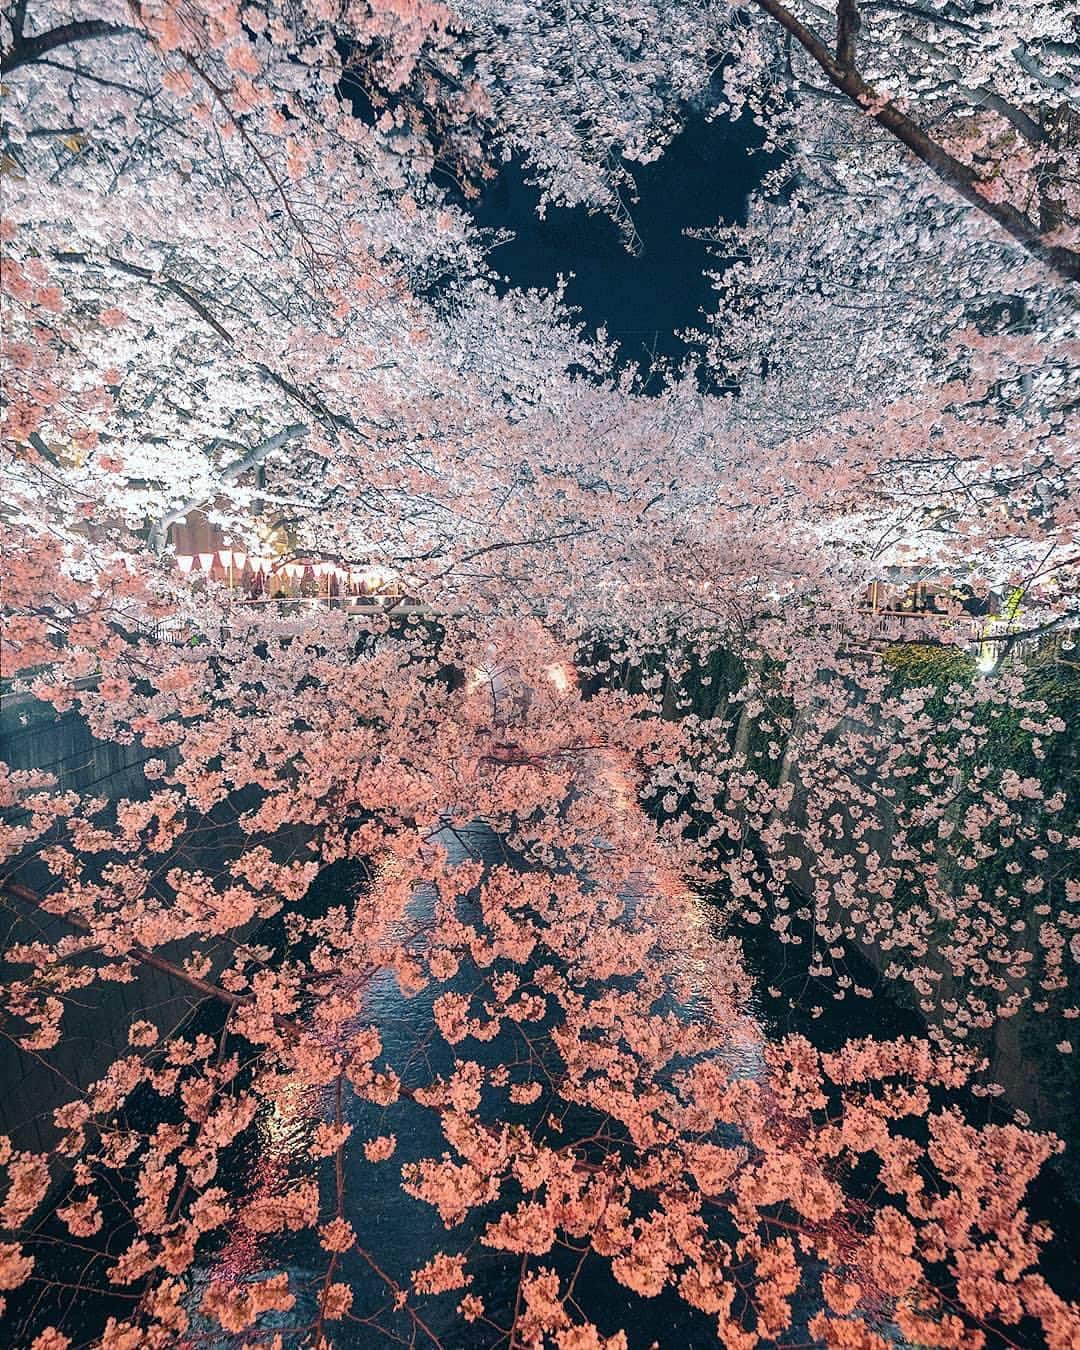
<box><xmin>1</xmin><ymin>2</ymin><xmax>1078</xmax><ymax>1348</ymax></box>
<box><xmin>738</xmin><ymin>0</ymin><xmax>1080</xmax><ymax>280</ymax></box>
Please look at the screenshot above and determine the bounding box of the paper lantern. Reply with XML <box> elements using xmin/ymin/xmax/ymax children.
<box><xmin>232</xmin><ymin>552</ymin><xmax>247</xmax><ymax>572</ymax></box>
<box><xmin>176</xmin><ymin>555</ymin><xmax>195</xmax><ymax>574</ymax></box>
<box><xmin>218</xmin><ymin>549</ymin><xmax>234</xmax><ymax>568</ymax></box>
<box><xmin>198</xmin><ymin>552</ymin><xmax>216</xmax><ymax>572</ymax></box>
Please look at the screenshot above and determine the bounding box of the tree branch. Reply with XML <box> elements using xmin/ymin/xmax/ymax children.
<box><xmin>1</xmin><ymin>881</ymin><xmax>249</xmax><ymax>1008</ymax></box>
<box><xmin>749</xmin><ymin>0</ymin><xmax>1080</xmax><ymax>282</ymax></box>
<box><xmin>147</xmin><ymin>423</ymin><xmax>308</xmax><ymax>555</ymax></box>
<box><xmin>951</xmin><ymin>85</ymin><xmax>1047</xmax><ymax>146</ymax></box>
<box><xmin>9</xmin><ymin>0</ymin><xmax>29</xmax><ymax>41</ymax></box>
<box><xmin>51</xmin><ymin>249</ymin><xmax>363</xmax><ymax>435</ymax></box>
<box><xmin>1</xmin><ymin>19</ymin><xmax>133</xmax><ymax>74</ymax></box>
<box><xmin>836</xmin><ymin>0</ymin><xmax>861</xmax><ymax>68</ymax></box>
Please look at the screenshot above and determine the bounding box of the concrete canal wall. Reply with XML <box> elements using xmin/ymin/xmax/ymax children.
<box><xmin>0</xmin><ymin>696</ymin><xmax>298</xmax><ymax>1154</ymax></box>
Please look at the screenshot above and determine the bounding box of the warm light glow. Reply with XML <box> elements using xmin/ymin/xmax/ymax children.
<box><xmin>546</xmin><ymin>663</ymin><xmax>571</xmax><ymax>693</ymax></box>
<box><xmin>354</xmin><ymin>565</ymin><xmax>394</xmax><ymax>590</ymax></box>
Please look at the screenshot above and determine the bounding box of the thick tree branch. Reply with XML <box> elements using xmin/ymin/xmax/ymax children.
<box><xmin>1</xmin><ymin>18</ymin><xmax>133</xmax><ymax>74</ymax></box>
<box><xmin>750</xmin><ymin>0</ymin><xmax>1080</xmax><ymax>282</ymax></box>
<box><xmin>951</xmin><ymin>85</ymin><xmax>1047</xmax><ymax>146</ymax></box>
<box><xmin>147</xmin><ymin>423</ymin><xmax>308</xmax><ymax>556</ymax></box>
<box><xmin>8</xmin><ymin>0</ymin><xmax>29</xmax><ymax>41</ymax></box>
<box><xmin>836</xmin><ymin>0</ymin><xmax>860</xmax><ymax>68</ymax></box>
<box><xmin>804</xmin><ymin>0</ymin><xmax>1050</xmax><ymax>143</ymax></box>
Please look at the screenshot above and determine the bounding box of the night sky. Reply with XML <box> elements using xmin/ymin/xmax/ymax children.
<box><xmin>470</xmin><ymin>111</ymin><xmax>772</xmax><ymax>376</ymax></box>
<box><xmin>337</xmin><ymin>43</ymin><xmax>772</xmax><ymax>380</ymax></box>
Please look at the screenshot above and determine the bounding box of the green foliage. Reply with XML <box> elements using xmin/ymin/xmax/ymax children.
<box><xmin>881</xmin><ymin>640</ymin><xmax>975</xmax><ymax>689</ymax></box>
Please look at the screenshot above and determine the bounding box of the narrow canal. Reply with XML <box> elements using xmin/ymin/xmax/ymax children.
<box><xmin>181</xmin><ymin>822</ymin><xmax>810</xmax><ymax>1347</ymax></box>
<box><xmin>9</xmin><ymin>801</ymin><xmax>1077</xmax><ymax>1347</ymax></box>
<box><xmin>185</xmin><ymin>824</ymin><xmax>1080</xmax><ymax>1347</ymax></box>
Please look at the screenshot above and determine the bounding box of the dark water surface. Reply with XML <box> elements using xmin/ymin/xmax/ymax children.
<box><xmin>190</xmin><ymin>823</ymin><xmax>1077</xmax><ymax>1347</ymax></box>
<box><xmin>12</xmin><ymin>820</ymin><xmax>1078</xmax><ymax>1347</ymax></box>
<box><xmin>186</xmin><ymin>823</ymin><xmax>780</xmax><ymax>1347</ymax></box>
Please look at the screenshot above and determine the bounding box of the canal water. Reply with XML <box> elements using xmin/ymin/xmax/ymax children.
<box><xmin>10</xmin><ymin>812</ymin><xmax>1077</xmax><ymax>1347</ymax></box>
<box><xmin>181</xmin><ymin>821</ymin><xmax>786</xmax><ymax>1347</ymax></box>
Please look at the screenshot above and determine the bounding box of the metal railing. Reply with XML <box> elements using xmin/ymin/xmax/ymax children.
<box><xmin>854</xmin><ymin>608</ymin><xmax>1051</xmax><ymax>662</ymax></box>
<box><xmin>129</xmin><ymin>598</ymin><xmax>1063</xmax><ymax>662</ymax></box>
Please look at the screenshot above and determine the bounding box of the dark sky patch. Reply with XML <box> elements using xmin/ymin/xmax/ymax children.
<box><xmin>470</xmin><ymin>112</ymin><xmax>773</xmax><ymax>378</ymax></box>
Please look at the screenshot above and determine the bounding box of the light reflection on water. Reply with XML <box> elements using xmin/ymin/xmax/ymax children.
<box><xmin>187</xmin><ymin>822</ymin><xmax>780</xmax><ymax>1347</ymax></box>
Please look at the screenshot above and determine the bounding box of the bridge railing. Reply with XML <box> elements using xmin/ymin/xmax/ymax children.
<box><xmin>129</xmin><ymin>598</ymin><xmax>1064</xmax><ymax>662</ymax></box>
